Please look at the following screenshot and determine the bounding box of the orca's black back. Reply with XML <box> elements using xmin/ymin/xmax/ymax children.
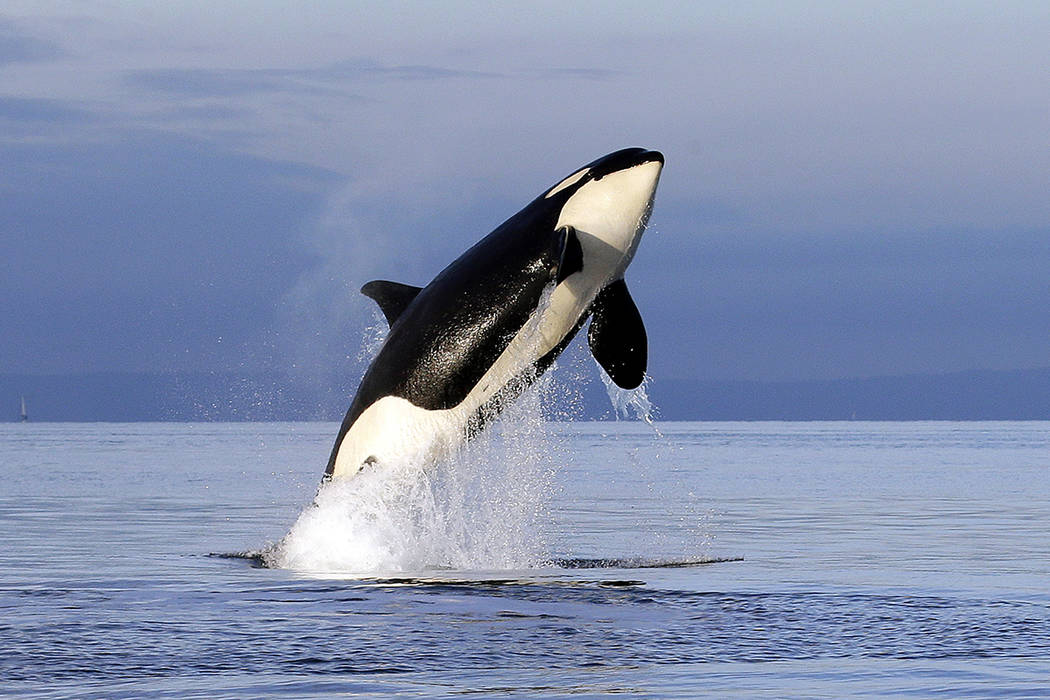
<box><xmin>324</xmin><ymin>195</ymin><xmax>566</xmax><ymax>476</ymax></box>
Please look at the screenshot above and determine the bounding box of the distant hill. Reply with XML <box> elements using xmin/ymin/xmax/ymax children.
<box><xmin>3</xmin><ymin>367</ymin><xmax>1049</xmax><ymax>422</ymax></box>
<box><xmin>645</xmin><ymin>368</ymin><xmax>1050</xmax><ymax>421</ymax></box>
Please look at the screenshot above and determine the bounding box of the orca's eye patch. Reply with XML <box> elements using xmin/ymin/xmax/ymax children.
<box><xmin>545</xmin><ymin>167</ymin><xmax>590</xmax><ymax>198</ymax></box>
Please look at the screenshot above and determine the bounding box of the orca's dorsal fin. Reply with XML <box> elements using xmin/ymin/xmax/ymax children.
<box><xmin>556</xmin><ymin>225</ymin><xmax>583</xmax><ymax>283</ymax></box>
<box><xmin>587</xmin><ymin>279</ymin><xmax>647</xmax><ymax>389</ymax></box>
<box><xmin>361</xmin><ymin>280</ymin><xmax>423</xmax><ymax>326</ymax></box>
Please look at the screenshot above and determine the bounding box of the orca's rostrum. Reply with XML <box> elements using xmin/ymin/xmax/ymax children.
<box><xmin>325</xmin><ymin>148</ymin><xmax>663</xmax><ymax>480</ymax></box>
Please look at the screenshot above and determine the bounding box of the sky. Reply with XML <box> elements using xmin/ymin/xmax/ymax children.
<box><xmin>3</xmin><ymin>1</ymin><xmax>1049</xmax><ymax>388</ymax></box>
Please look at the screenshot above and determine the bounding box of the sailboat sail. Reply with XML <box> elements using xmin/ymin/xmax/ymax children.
<box><xmin>20</xmin><ymin>395</ymin><xmax>27</xmax><ymax>422</ymax></box>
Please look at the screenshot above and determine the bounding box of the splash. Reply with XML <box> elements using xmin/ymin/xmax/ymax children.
<box><xmin>268</xmin><ymin>286</ymin><xmax>564</xmax><ymax>575</ymax></box>
<box><xmin>355</xmin><ymin>310</ymin><xmax>388</xmax><ymax>365</ymax></box>
<box><xmin>597</xmin><ymin>361</ymin><xmax>658</xmax><ymax>427</ymax></box>
<box><xmin>267</xmin><ymin>373</ymin><xmax>561</xmax><ymax>575</ymax></box>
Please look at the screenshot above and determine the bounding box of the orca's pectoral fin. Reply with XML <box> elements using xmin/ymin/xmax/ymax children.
<box><xmin>587</xmin><ymin>279</ymin><xmax>647</xmax><ymax>389</ymax></box>
<box><xmin>555</xmin><ymin>225</ymin><xmax>584</xmax><ymax>283</ymax></box>
<box><xmin>361</xmin><ymin>280</ymin><xmax>423</xmax><ymax>326</ymax></box>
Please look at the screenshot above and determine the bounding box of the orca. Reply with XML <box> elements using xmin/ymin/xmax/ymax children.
<box><xmin>324</xmin><ymin>147</ymin><xmax>664</xmax><ymax>480</ymax></box>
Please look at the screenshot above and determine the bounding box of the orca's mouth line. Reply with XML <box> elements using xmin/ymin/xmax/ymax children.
<box><xmin>586</xmin><ymin>148</ymin><xmax>664</xmax><ymax>181</ymax></box>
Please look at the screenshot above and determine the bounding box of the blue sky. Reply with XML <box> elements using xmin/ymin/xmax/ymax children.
<box><xmin>3</xmin><ymin>2</ymin><xmax>1049</xmax><ymax>386</ymax></box>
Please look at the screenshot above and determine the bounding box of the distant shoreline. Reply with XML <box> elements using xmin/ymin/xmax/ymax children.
<box><xmin>4</xmin><ymin>367</ymin><xmax>1049</xmax><ymax>422</ymax></box>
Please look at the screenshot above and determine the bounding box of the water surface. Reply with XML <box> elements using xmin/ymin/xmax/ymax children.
<box><xmin>2</xmin><ymin>421</ymin><xmax>1049</xmax><ymax>697</ymax></box>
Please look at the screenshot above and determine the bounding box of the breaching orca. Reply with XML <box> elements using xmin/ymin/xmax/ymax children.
<box><xmin>324</xmin><ymin>148</ymin><xmax>663</xmax><ymax>480</ymax></box>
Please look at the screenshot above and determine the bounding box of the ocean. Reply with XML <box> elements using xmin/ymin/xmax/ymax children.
<box><xmin>2</xmin><ymin>419</ymin><xmax>1049</xmax><ymax>697</ymax></box>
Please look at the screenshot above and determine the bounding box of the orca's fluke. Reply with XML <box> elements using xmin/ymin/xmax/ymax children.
<box><xmin>362</xmin><ymin>280</ymin><xmax>423</xmax><ymax>326</ymax></box>
<box><xmin>587</xmin><ymin>279</ymin><xmax>647</xmax><ymax>389</ymax></box>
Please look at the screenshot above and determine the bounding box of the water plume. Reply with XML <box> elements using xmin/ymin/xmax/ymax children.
<box><xmin>268</xmin><ymin>373</ymin><xmax>561</xmax><ymax>575</ymax></box>
<box><xmin>598</xmin><ymin>362</ymin><xmax>657</xmax><ymax>425</ymax></box>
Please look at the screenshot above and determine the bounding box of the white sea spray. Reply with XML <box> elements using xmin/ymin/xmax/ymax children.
<box><xmin>269</xmin><ymin>349</ymin><xmax>563</xmax><ymax>574</ymax></box>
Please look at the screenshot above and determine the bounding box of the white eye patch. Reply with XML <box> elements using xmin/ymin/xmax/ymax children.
<box><xmin>545</xmin><ymin>167</ymin><xmax>590</xmax><ymax>199</ymax></box>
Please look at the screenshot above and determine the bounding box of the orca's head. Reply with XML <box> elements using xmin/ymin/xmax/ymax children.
<box><xmin>543</xmin><ymin>148</ymin><xmax>663</xmax><ymax>277</ymax></box>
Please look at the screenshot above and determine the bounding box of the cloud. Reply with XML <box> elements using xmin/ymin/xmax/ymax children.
<box><xmin>151</xmin><ymin>104</ymin><xmax>253</xmax><ymax>121</ymax></box>
<box><xmin>0</xmin><ymin>131</ymin><xmax>343</xmax><ymax>374</ymax></box>
<box><xmin>637</xmin><ymin>201</ymin><xmax>1050</xmax><ymax>381</ymax></box>
<box><xmin>0</xmin><ymin>18</ymin><xmax>62</xmax><ymax>65</ymax></box>
<box><xmin>4</xmin><ymin>2</ymin><xmax>1049</xmax><ymax>387</ymax></box>
<box><xmin>125</xmin><ymin>67</ymin><xmax>326</xmax><ymax>98</ymax></box>
<box><xmin>0</xmin><ymin>96</ymin><xmax>95</xmax><ymax>124</ymax></box>
<box><xmin>124</xmin><ymin>59</ymin><xmax>501</xmax><ymax>99</ymax></box>
<box><xmin>530</xmin><ymin>67</ymin><xmax>623</xmax><ymax>81</ymax></box>
<box><xmin>318</xmin><ymin>58</ymin><xmax>501</xmax><ymax>82</ymax></box>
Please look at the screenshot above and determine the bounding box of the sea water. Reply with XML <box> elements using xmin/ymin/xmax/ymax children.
<box><xmin>2</xmin><ymin>419</ymin><xmax>1049</xmax><ymax>697</ymax></box>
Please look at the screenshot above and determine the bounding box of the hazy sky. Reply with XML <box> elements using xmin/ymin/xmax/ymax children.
<box><xmin>3</xmin><ymin>1</ymin><xmax>1049</xmax><ymax>385</ymax></box>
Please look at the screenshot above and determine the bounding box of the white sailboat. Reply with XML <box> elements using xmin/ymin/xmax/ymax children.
<box><xmin>20</xmin><ymin>395</ymin><xmax>27</xmax><ymax>422</ymax></box>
